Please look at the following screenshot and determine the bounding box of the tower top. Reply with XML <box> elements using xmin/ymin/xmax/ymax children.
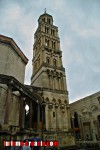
<box><xmin>38</xmin><ymin>11</ymin><xmax>53</xmax><ymax>24</ymax></box>
<box><xmin>44</xmin><ymin>8</ymin><xmax>47</xmax><ymax>14</ymax></box>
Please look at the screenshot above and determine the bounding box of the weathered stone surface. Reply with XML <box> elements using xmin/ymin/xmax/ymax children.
<box><xmin>70</xmin><ymin>91</ymin><xmax>100</xmax><ymax>140</ymax></box>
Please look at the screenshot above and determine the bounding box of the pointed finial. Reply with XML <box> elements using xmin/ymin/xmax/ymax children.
<box><xmin>44</xmin><ymin>8</ymin><xmax>47</xmax><ymax>13</ymax></box>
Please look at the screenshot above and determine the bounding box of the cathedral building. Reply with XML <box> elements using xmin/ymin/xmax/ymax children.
<box><xmin>31</xmin><ymin>12</ymin><xmax>70</xmax><ymax>131</ymax></box>
<box><xmin>0</xmin><ymin>12</ymin><xmax>75</xmax><ymax>148</ymax></box>
<box><xmin>30</xmin><ymin>12</ymin><xmax>75</xmax><ymax>147</ymax></box>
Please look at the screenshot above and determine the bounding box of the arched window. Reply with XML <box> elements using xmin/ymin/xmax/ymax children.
<box><xmin>53</xmin><ymin>112</ymin><xmax>55</xmax><ymax>117</ymax></box>
<box><xmin>53</xmin><ymin>59</ymin><xmax>57</xmax><ymax>67</ymax></box>
<box><xmin>49</xmin><ymin>19</ymin><xmax>51</xmax><ymax>24</ymax></box>
<box><xmin>46</xmin><ymin>57</ymin><xmax>50</xmax><ymax>64</ymax></box>
<box><xmin>45</xmin><ymin>39</ymin><xmax>48</xmax><ymax>46</ymax></box>
<box><xmin>53</xmin><ymin>30</ymin><xmax>55</xmax><ymax>35</ymax></box>
<box><xmin>43</xmin><ymin>18</ymin><xmax>45</xmax><ymax>22</ymax></box>
<box><xmin>74</xmin><ymin>112</ymin><xmax>79</xmax><ymax>128</ymax></box>
<box><xmin>54</xmin><ymin>42</ymin><xmax>56</xmax><ymax>49</ymax></box>
<box><xmin>52</xmin><ymin>41</ymin><xmax>53</xmax><ymax>48</ymax></box>
<box><xmin>52</xmin><ymin>41</ymin><xmax>56</xmax><ymax>49</ymax></box>
<box><xmin>47</xmin><ymin>40</ymin><xmax>49</xmax><ymax>47</ymax></box>
<box><xmin>45</xmin><ymin>26</ymin><xmax>49</xmax><ymax>33</ymax></box>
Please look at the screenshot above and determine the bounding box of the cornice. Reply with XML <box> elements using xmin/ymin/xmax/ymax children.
<box><xmin>0</xmin><ymin>35</ymin><xmax>28</xmax><ymax>64</ymax></box>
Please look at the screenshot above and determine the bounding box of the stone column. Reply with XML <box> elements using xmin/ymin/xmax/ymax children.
<box><xmin>45</xmin><ymin>103</ymin><xmax>49</xmax><ymax>130</ymax></box>
<box><xmin>29</xmin><ymin>101</ymin><xmax>33</xmax><ymax>128</ymax></box>
<box><xmin>58</xmin><ymin>41</ymin><xmax>60</xmax><ymax>50</ymax></box>
<box><xmin>89</xmin><ymin>111</ymin><xmax>96</xmax><ymax>142</ymax></box>
<box><xmin>77</xmin><ymin>114</ymin><xmax>82</xmax><ymax>139</ymax></box>
<box><xmin>63</xmin><ymin>76</ymin><xmax>67</xmax><ymax>91</ymax></box>
<box><xmin>57</xmin><ymin>105</ymin><xmax>61</xmax><ymax>129</ymax></box>
<box><xmin>42</xmin><ymin>102</ymin><xmax>46</xmax><ymax>130</ymax></box>
<box><xmin>58</xmin><ymin>77</ymin><xmax>61</xmax><ymax>90</ymax></box>
<box><xmin>53</xmin><ymin>72</ymin><xmax>56</xmax><ymax>89</ymax></box>
<box><xmin>48</xmin><ymin>103</ymin><xmax>53</xmax><ymax>130</ymax></box>
<box><xmin>48</xmin><ymin>74</ymin><xmax>52</xmax><ymax>89</ymax></box>
<box><xmin>37</xmin><ymin>103</ymin><xmax>40</xmax><ymax>130</ymax></box>
<box><xmin>59</xmin><ymin>55</ymin><xmax>62</xmax><ymax>66</ymax></box>
<box><xmin>66</xmin><ymin>105</ymin><xmax>71</xmax><ymax>129</ymax></box>
<box><xmin>60</xmin><ymin>104</ymin><xmax>65</xmax><ymax>130</ymax></box>
<box><xmin>4</xmin><ymin>86</ymin><xmax>12</xmax><ymax>125</ymax></box>
<box><xmin>55</xmin><ymin>103</ymin><xmax>59</xmax><ymax>130</ymax></box>
<box><xmin>78</xmin><ymin>115</ymin><xmax>84</xmax><ymax>140</ymax></box>
<box><xmin>42</xmin><ymin>49</ymin><xmax>45</xmax><ymax>63</ymax></box>
<box><xmin>19</xmin><ymin>97</ymin><xmax>25</xmax><ymax>128</ymax></box>
<box><xmin>72</xmin><ymin>116</ymin><xmax>76</xmax><ymax>138</ymax></box>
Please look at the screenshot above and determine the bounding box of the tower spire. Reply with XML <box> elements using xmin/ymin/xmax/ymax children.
<box><xmin>44</xmin><ymin>8</ymin><xmax>47</xmax><ymax>14</ymax></box>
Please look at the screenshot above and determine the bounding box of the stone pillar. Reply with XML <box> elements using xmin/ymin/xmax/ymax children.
<box><xmin>57</xmin><ymin>105</ymin><xmax>61</xmax><ymax>129</ymax></box>
<box><xmin>59</xmin><ymin>55</ymin><xmax>62</xmax><ymax>66</ymax></box>
<box><xmin>48</xmin><ymin>74</ymin><xmax>52</xmax><ymax>89</ymax></box>
<box><xmin>63</xmin><ymin>76</ymin><xmax>67</xmax><ymax>91</ymax></box>
<box><xmin>29</xmin><ymin>101</ymin><xmax>33</xmax><ymax>128</ymax></box>
<box><xmin>66</xmin><ymin>105</ymin><xmax>71</xmax><ymax>129</ymax></box>
<box><xmin>37</xmin><ymin>103</ymin><xmax>40</xmax><ymax>130</ymax></box>
<box><xmin>77</xmin><ymin>114</ymin><xmax>82</xmax><ymax>139</ymax></box>
<box><xmin>55</xmin><ymin>103</ymin><xmax>59</xmax><ymax>130</ymax></box>
<box><xmin>60</xmin><ymin>104</ymin><xmax>65</xmax><ymax>130</ymax></box>
<box><xmin>45</xmin><ymin>103</ymin><xmax>49</xmax><ymax>130</ymax></box>
<box><xmin>72</xmin><ymin>116</ymin><xmax>76</xmax><ymax>138</ymax></box>
<box><xmin>42</xmin><ymin>102</ymin><xmax>46</xmax><ymax>130</ymax></box>
<box><xmin>78</xmin><ymin>115</ymin><xmax>84</xmax><ymax>140</ymax></box>
<box><xmin>19</xmin><ymin>97</ymin><xmax>25</xmax><ymax>128</ymax></box>
<box><xmin>53</xmin><ymin>72</ymin><xmax>56</xmax><ymax>89</ymax></box>
<box><xmin>58</xmin><ymin>41</ymin><xmax>60</xmax><ymax>50</ymax></box>
<box><xmin>61</xmin><ymin>76</ymin><xmax>64</xmax><ymax>90</ymax></box>
<box><xmin>4</xmin><ymin>86</ymin><xmax>12</xmax><ymax>125</ymax></box>
<box><xmin>58</xmin><ymin>77</ymin><xmax>61</xmax><ymax>90</ymax></box>
<box><xmin>48</xmin><ymin>103</ymin><xmax>53</xmax><ymax>130</ymax></box>
<box><xmin>89</xmin><ymin>111</ymin><xmax>96</xmax><ymax>142</ymax></box>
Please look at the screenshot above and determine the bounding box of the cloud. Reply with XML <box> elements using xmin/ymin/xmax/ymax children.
<box><xmin>71</xmin><ymin>21</ymin><xmax>100</xmax><ymax>38</ymax></box>
<box><xmin>0</xmin><ymin>0</ymin><xmax>100</xmax><ymax>103</ymax></box>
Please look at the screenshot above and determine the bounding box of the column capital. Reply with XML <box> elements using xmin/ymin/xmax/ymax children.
<box><xmin>60</xmin><ymin>104</ymin><xmax>65</xmax><ymax>109</ymax></box>
<box><xmin>66</xmin><ymin>105</ymin><xmax>70</xmax><ymax>109</ymax></box>
<box><xmin>55</xmin><ymin>103</ymin><xmax>59</xmax><ymax>109</ymax></box>
<box><xmin>48</xmin><ymin>103</ymin><xmax>53</xmax><ymax>109</ymax></box>
<box><xmin>41</xmin><ymin>102</ymin><xmax>46</xmax><ymax>107</ymax></box>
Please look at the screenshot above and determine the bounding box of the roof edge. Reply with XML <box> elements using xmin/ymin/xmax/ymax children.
<box><xmin>0</xmin><ymin>34</ymin><xmax>29</xmax><ymax>64</ymax></box>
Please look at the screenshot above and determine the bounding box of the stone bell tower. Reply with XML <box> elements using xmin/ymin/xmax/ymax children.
<box><xmin>31</xmin><ymin>11</ymin><xmax>71</xmax><ymax>132</ymax></box>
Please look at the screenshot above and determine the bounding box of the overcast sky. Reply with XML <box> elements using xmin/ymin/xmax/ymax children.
<box><xmin>0</xmin><ymin>0</ymin><xmax>100</xmax><ymax>103</ymax></box>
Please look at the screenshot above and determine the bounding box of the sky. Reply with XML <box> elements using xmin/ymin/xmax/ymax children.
<box><xmin>0</xmin><ymin>0</ymin><xmax>100</xmax><ymax>103</ymax></box>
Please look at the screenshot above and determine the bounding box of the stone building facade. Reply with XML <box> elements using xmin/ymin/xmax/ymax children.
<box><xmin>70</xmin><ymin>91</ymin><xmax>100</xmax><ymax>141</ymax></box>
<box><xmin>0</xmin><ymin>35</ymin><xmax>28</xmax><ymax>126</ymax></box>
<box><xmin>0</xmin><ymin>13</ymin><xmax>75</xmax><ymax>148</ymax></box>
<box><xmin>31</xmin><ymin>12</ymin><xmax>70</xmax><ymax>131</ymax></box>
<box><xmin>31</xmin><ymin>12</ymin><xmax>75</xmax><ymax>147</ymax></box>
<box><xmin>0</xmin><ymin>35</ymin><xmax>28</xmax><ymax>83</ymax></box>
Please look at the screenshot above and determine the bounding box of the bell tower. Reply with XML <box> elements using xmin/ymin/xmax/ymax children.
<box><xmin>31</xmin><ymin>12</ymin><xmax>71</xmax><ymax>131</ymax></box>
<box><xmin>31</xmin><ymin>12</ymin><xmax>67</xmax><ymax>91</ymax></box>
